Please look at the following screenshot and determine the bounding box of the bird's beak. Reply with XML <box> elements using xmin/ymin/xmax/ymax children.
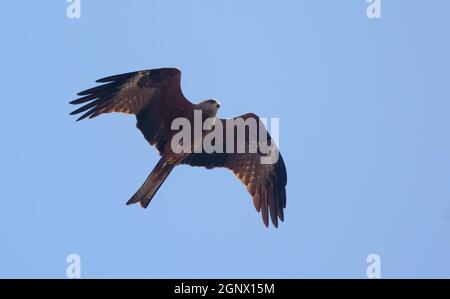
<box><xmin>216</xmin><ymin>102</ymin><xmax>221</xmax><ymax>108</ymax></box>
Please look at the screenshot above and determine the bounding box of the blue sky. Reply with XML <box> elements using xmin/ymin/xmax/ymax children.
<box><xmin>1</xmin><ymin>1</ymin><xmax>449</xmax><ymax>278</ymax></box>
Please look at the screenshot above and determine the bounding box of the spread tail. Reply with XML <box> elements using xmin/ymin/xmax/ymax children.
<box><xmin>126</xmin><ymin>158</ymin><xmax>174</xmax><ymax>208</ymax></box>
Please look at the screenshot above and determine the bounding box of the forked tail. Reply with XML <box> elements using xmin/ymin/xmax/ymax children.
<box><xmin>126</xmin><ymin>158</ymin><xmax>175</xmax><ymax>208</ymax></box>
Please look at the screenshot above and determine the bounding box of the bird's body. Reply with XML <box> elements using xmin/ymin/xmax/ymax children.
<box><xmin>70</xmin><ymin>68</ymin><xmax>287</xmax><ymax>227</ymax></box>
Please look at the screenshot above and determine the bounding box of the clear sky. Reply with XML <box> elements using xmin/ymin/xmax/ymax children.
<box><xmin>1</xmin><ymin>1</ymin><xmax>449</xmax><ymax>278</ymax></box>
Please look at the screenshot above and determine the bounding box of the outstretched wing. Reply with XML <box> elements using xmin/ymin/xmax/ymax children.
<box><xmin>182</xmin><ymin>113</ymin><xmax>287</xmax><ymax>228</ymax></box>
<box><xmin>70</xmin><ymin>68</ymin><xmax>194</xmax><ymax>153</ymax></box>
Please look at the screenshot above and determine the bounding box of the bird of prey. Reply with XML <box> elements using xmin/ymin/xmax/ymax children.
<box><xmin>70</xmin><ymin>68</ymin><xmax>287</xmax><ymax>227</ymax></box>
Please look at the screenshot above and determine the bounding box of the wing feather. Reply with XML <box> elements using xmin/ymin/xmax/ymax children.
<box><xmin>70</xmin><ymin>68</ymin><xmax>194</xmax><ymax>154</ymax></box>
<box><xmin>70</xmin><ymin>68</ymin><xmax>190</xmax><ymax>120</ymax></box>
<box><xmin>182</xmin><ymin>113</ymin><xmax>287</xmax><ymax>228</ymax></box>
<box><xmin>260</xmin><ymin>187</ymin><xmax>269</xmax><ymax>228</ymax></box>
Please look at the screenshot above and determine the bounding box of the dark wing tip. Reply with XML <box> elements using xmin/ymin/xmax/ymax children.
<box><xmin>278</xmin><ymin>210</ymin><xmax>284</xmax><ymax>222</ymax></box>
<box><xmin>70</xmin><ymin>83</ymin><xmax>120</xmax><ymax>121</ymax></box>
<box><xmin>74</xmin><ymin>109</ymin><xmax>95</xmax><ymax>121</ymax></box>
<box><xmin>259</xmin><ymin>165</ymin><xmax>287</xmax><ymax>228</ymax></box>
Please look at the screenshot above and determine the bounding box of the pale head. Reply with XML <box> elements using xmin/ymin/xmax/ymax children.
<box><xmin>197</xmin><ymin>99</ymin><xmax>221</xmax><ymax>118</ymax></box>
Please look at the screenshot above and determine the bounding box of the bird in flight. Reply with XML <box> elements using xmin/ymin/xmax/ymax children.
<box><xmin>70</xmin><ymin>68</ymin><xmax>287</xmax><ymax>227</ymax></box>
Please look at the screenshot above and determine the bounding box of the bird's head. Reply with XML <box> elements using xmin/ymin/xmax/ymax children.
<box><xmin>198</xmin><ymin>99</ymin><xmax>221</xmax><ymax>117</ymax></box>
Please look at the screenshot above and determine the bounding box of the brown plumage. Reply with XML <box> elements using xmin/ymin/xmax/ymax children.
<box><xmin>70</xmin><ymin>68</ymin><xmax>287</xmax><ymax>227</ymax></box>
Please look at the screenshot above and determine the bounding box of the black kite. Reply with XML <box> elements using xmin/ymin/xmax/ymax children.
<box><xmin>70</xmin><ymin>68</ymin><xmax>287</xmax><ymax>227</ymax></box>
